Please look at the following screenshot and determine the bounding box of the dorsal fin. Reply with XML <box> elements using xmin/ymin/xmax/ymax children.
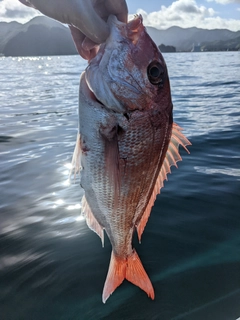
<box><xmin>136</xmin><ymin>123</ymin><xmax>191</xmax><ymax>242</ymax></box>
<box><xmin>81</xmin><ymin>195</ymin><xmax>104</xmax><ymax>247</ymax></box>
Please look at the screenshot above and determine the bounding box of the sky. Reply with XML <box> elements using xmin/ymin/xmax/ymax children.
<box><xmin>0</xmin><ymin>0</ymin><xmax>240</xmax><ymax>31</ymax></box>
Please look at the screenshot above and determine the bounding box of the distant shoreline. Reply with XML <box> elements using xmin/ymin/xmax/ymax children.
<box><xmin>1</xmin><ymin>50</ymin><xmax>239</xmax><ymax>58</ymax></box>
<box><xmin>0</xmin><ymin>16</ymin><xmax>239</xmax><ymax>56</ymax></box>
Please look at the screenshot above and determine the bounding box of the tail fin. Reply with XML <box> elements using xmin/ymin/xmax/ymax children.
<box><xmin>102</xmin><ymin>249</ymin><xmax>154</xmax><ymax>303</ymax></box>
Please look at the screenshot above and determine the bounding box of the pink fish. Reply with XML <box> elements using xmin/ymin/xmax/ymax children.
<box><xmin>72</xmin><ymin>14</ymin><xmax>191</xmax><ymax>303</ymax></box>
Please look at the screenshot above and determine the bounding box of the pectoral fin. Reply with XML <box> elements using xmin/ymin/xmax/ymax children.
<box><xmin>70</xmin><ymin>133</ymin><xmax>82</xmax><ymax>179</ymax></box>
<box><xmin>100</xmin><ymin>122</ymin><xmax>121</xmax><ymax>206</ymax></box>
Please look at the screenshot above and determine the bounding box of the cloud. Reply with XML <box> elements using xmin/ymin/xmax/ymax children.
<box><xmin>0</xmin><ymin>0</ymin><xmax>40</xmax><ymax>23</ymax></box>
<box><xmin>207</xmin><ymin>0</ymin><xmax>240</xmax><ymax>4</ymax></box>
<box><xmin>129</xmin><ymin>0</ymin><xmax>240</xmax><ymax>31</ymax></box>
<box><xmin>1</xmin><ymin>0</ymin><xmax>240</xmax><ymax>32</ymax></box>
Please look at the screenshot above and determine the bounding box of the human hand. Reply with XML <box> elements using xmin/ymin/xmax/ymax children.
<box><xmin>19</xmin><ymin>0</ymin><xmax>128</xmax><ymax>60</ymax></box>
<box><xmin>69</xmin><ymin>0</ymin><xmax>128</xmax><ymax>60</ymax></box>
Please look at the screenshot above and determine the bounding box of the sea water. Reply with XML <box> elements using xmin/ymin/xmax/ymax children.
<box><xmin>0</xmin><ymin>52</ymin><xmax>240</xmax><ymax>320</ymax></box>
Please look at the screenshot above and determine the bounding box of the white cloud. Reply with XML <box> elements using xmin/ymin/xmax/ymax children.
<box><xmin>0</xmin><ymin>0</ymin><xmax>40</xmax><ymax>23</ymax></box>
<box><xmin>129</xmin><ymin>0</ymin><xmax>240</xmax><ymax>31</ymax></box>
<box><xmin>1</xmin><ymin>0</ymin><xmax>240</xmax><ymax>31</ymax></box>
<box><xmin>207</xmin><ymin>0</ymin><xmax>240</xmax><ymax>4</ymax></box>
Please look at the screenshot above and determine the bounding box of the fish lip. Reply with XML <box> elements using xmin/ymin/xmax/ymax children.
<box><xmin>85</xmin><ymin>81</ymin><xmax>105</xmax><ymax>106</ymax></box>
<box><xmin>85</xmin><ymin>14</ymin><xmax>147</xmax><ymax>113</ymax></box>
<box><xmin>80</xmin><ymin>71</ymin><xmax>104</xmax><ymax>107</ymax></box>
<box><xmin>83</xmin><ymin>73</ymin><xmax>123</xmax><ymax>114</ymax></box>
<box><xmin>107</xmin><ymin>14</ymin><xmax>124</xmax><ymax>27</ymax></box>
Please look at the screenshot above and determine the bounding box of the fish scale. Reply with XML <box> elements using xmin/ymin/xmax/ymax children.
<box><xmin>71</xmin><ymin>14</ymin><xmax>191</xmax><ymax>303</ymax></box>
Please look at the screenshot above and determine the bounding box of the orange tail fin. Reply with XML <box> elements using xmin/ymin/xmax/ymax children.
<box><xmin>102</xmin><ymin>249</ymin><xmax>154</xmax><ymax>303</ymax></box>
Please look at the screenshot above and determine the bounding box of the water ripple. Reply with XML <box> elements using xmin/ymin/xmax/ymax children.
<box><xmin>0</xmin><ymin>53</ymin><xmax>240</xmax><ymax>320</ymax></box>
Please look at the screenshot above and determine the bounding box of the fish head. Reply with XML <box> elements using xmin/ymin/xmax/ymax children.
<box><xmin>85</xmin><ymin>14</ymin><xmax>172</xmax><ymax>114</ymax></box>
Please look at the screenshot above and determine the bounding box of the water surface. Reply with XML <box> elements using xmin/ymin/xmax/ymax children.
<box><xmin>0</xmin><ymin>52</ymin><xmax>240</xmax><ymax>320</ymax></box>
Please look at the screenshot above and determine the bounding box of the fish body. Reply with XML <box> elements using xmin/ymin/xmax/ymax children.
<box><xmin>73</xmin><ymin>15</ymin><xmax>190</xmax><ymax>303</ymax></box>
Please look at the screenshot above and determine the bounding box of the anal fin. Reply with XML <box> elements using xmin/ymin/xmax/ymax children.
<box><xmin>136</xmin><ymin>122</ymin><xmax>191</xmax><ymax>242</ymax></box>
<box><xmin>81</xmin><ymin>195</ymin><xmax>104</xmax><ymax>247</ymax></box>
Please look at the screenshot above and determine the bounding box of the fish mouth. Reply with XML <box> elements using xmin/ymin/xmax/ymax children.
<box><xmin>85</xmin><ymin>80</ymin><xmax>105</xmax><ymax>106</ymax></box>
<box><xmin>92</xmin><ymin>92</ymin><xmax>105</xmax><ymax>106</ymax></box>
<box><xmin>82</xmin><ymin>73</ymin><xmax>111</xmax><ymax>111</ymax></box>
<box><xmin>86</xmin><ymin>49</ymin><xmax>143</xmax><ymax>113</ymax></box>
<box><xmin>85</xmin><ymin>14</ymin><xmax>147</xmax><ymax>113</ymax></box>
<box><xmin>86</xmin><ymin>70</ymin><xmax>142</xmax><ymax>113</ymax></box>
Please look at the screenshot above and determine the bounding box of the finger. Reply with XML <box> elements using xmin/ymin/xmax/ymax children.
<box><xmin>69</xmin><ymin>26</ymin><xmax>99</xmax><ymax>61</ymax></box>
<box><xmin>18</xmin><ymin>0</ymin><xmax>36</xmax><ymax>8</ymax></box>
<box><xmin>82</xmin><ymin>38</ymin><xmax>98</xmax><ymax>52</ymax></box>
<box><xmin>20</xmin><ymin>0</ymin><xmax>109</xmax><ymax>44</ymax></box>
<box><xmin>88</xmin><ymin>47</ymin><xmax>100</xmax><ymax>61</ymax></box>
<box><xmin>105</xmin><ymin>0</ymin><xmax>128</xmax><ymax>23</ymax></box>
<box><xmin>73</xmin><ymin>1</ymin><xmax>110</xmax><ymax>44</ymax></box>
<box><xmin>69</xmin><ymin>26</ymin><xmax>89</xmax><ymax>60</ymax></box>
<box><xmin>82</xmin><ymin>37</ymin><xmax>100</xmax><ymax>61</ymax></box>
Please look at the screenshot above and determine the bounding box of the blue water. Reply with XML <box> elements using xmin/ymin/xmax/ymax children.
<box><xmin>0</xmin><ymin>52</ymin><xmax>240</xmax><ymax>320</ymax></box>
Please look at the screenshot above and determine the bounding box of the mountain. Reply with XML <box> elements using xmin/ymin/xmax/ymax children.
<box><xmin>201</xmin><ymin>36</ymin><xmax>240</xmax><ymax>51</ymax></box>
<box><xmin>146</xmin><ymin>26</ymin><xmax>240</xmax><ymax>51</ymax></box>
<box><xmin>0</xmin><ymin>21</ymin><xmax>22</xmax><ymax>53</ymax></box>
<box><xmin>1</xmin><ymin>16</ymin><xmax>77</xmax><ymax>56</ymax></box>
<box><xmin>0</xmin><ymin>16</ymin><xmax>240</xmax><ymax>56</ymax></box>
<box><xmin>158</xmin><ymin>44</ymin><xmax>176</xmax><ymax>53</ymax></box>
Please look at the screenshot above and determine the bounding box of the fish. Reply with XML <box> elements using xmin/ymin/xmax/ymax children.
<box><xmin>71</xmin><ymin>14</ymin><xmax>191</xmax><ymax>303</ymax></box>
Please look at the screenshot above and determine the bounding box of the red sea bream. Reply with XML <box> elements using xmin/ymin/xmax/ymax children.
<box><xmin>72</xmin><ymin>14</ymin><xmax>191</xmax><ymax>303</ymax></box>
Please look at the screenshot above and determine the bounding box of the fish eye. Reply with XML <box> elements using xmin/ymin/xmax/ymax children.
<box><xmin>147</xmin><ymin>61</ymin><xmax>164</xmax><ymax>86</ymax></box>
